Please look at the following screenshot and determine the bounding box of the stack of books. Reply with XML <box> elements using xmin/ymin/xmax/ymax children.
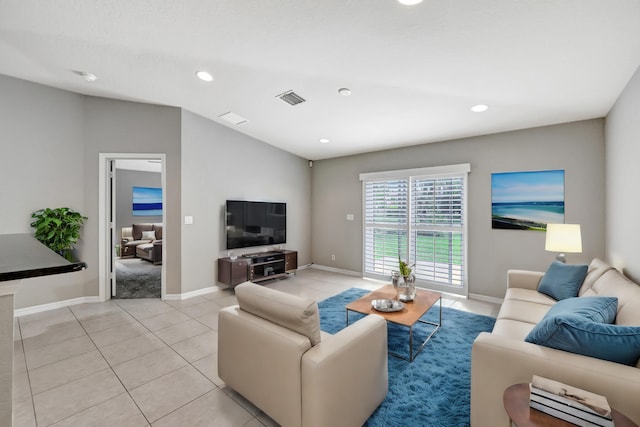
<box><xmin>529</xmin><ymin>376</ymin><xmax>614</xmax><ymax>427</ymax></box>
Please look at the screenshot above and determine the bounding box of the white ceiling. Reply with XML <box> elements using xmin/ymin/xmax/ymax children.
<box><xmin>2</xmin><ymin>1</ymin><xmax>640</xmax><ymax>160</ymax></box>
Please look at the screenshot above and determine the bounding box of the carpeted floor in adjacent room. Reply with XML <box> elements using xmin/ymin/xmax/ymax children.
<box><xmin>114</xmin><ymin>257</ymin><xmax>161</xmax><ymax>298</ymax></box>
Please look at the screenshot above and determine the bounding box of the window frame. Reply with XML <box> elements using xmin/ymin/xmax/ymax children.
<box><xmin>360</xmin><ymin>163</ymin><xmax>470</xmax><ymax>296</ymax></box>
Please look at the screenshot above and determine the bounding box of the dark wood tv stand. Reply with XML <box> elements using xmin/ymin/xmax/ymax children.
<box><xmin>217</xmin><ymin>250</ymin><xmax>297</xmax><ymax>287</ymax></box>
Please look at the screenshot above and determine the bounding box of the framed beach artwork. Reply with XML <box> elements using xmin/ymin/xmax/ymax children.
<box><xmin>491</xmin><ymin>170</ymin><xmax>564</xmax><ymax>231</ymax></box>
<box><xmin>132</xmin><ymin>186</ymin><xmax>163</xmax><ymax>216</ymax></box>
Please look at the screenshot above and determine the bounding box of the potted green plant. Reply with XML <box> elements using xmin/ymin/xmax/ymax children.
<box><xmin>30</xmin><ymin>207</ymin><xmax>87</xmax><ymax>261</ymax></box>
<box><xmin>398</xmin><ymin>257</ymin><xmax>412</xmax><ymax>277</ymax></box>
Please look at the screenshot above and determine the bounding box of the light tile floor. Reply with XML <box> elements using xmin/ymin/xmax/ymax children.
<box><xmin>13</xmin><ymin>268</ymin><xmax>500</xmax><ymax>426</ymax></box>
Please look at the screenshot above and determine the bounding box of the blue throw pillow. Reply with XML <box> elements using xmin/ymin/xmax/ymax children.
<box><xmin>542</xmin><ymin>296</ymin><xmax>618</xmax><ymax>324</ymax></box>
<box><xmin>525</xmin><ymin>316</ymin><xmax>640</xmax><ymax>366</ymax></box>
<box><xmin>538</xmin><ymin>261</ymin><xmax>588</xmax><ymax>300</ymax></box>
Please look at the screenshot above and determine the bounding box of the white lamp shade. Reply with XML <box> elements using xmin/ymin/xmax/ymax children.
<box><xmin>545</xmin><ymin>224</ymin><xmax>582</xmax><ymax>253</ymax></box>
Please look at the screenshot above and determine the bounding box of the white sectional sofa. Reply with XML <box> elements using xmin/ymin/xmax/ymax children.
<box><xmin>471</xmin><ymin>258</ymin><xmax>640</xmax><ymax>426</ymax></box>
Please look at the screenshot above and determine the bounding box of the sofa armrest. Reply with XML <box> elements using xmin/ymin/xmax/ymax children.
<box><xmin>507</xmin><ymin>269</ymin><xmax>544</xmax><ymax>290</ymax></box>
<box><xmin>471</xmin><ymin>332</ymin><xmax>640</xmax><ymax>427</ymax></box>
<box><xmin>151</xmin><ymin>240</ymin><xmax>162</xmax><ymax>264</ymax></box>
<box><xmin>301</xmin><ymin>315</ymin><xmax>388</xmax><ymax>427</ymax></box>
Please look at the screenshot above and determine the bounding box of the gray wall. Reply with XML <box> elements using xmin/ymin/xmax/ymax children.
<box><xmin>83</xmin><ymin>97</ymin><xmax>182</xmax><ymax>295</ymax></box>
<box><xmin>0</xmin><ymin>76</ymin><xmax>89</xmax><ymax>308</ymax></box>
<box><xmin>0</xmin><ymin>74</ymin><xmax>183</xmax><ymax>308</ymax></box>
<box><xmin>311</xmin><ymin>119</ymin><xmax>606</xmax><ymax>299</ymax></box>
<box><xmin>180</xmin><ymin>111</ymin><xmax>312</xmax><ymax>293</ymax></box>
<box><xmin>605</xmin><ymin>64</ymin><xmax>640</xmax><ymax>282</ymax></box>
<box><xmin>4</xmin><ymin>69</ymin><xmax>633</xmax><ymax>307</ymax></box>
<box><xmin>115</xmin><ymin>168</ymin><xmax>162</xmax><ymax>236</ymax></box>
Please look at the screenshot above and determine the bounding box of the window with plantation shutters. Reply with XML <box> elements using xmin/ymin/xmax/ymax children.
<box><xmin>363</xmin><ymin>178</ymin><xmax>409</xmax><ymax>276</ymax></box>
<box><xmin>360</xmin><ymin>164</ymin><xmax>470</xmax><ymax>296</ymax></box>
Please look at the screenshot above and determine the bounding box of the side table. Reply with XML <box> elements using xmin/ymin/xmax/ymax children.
<box><xmin>503</xmin><ymin>383</ymin><xmax>638</xmax><ymax>427</ymax></box>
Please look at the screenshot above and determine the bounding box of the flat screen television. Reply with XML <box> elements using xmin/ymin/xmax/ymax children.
<box><xmin>226</xmin><ymin>200</ymin><xmax>287</xmax><ymax>249</ymax></box>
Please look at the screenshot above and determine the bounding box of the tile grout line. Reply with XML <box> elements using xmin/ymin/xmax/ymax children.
<box><xmin>15</xmin><ymin>316</ymin><xmax>38</xmax><ymax>427</ymax></box>
<box><xmin>93</xmin><ymin>298</ymin><xmax>221</xmax><ymax>426</ymax></box>
<box><xmin>59</xmin><ymin>302</ymin><xmax>158</xmax><ymax>426</ymax></box>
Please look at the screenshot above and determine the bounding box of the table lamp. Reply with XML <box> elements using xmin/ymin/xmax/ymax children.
<box><xmin>545</xmin><ymin>223</ymin><xmax>582</xmax><ymax>263</ymax></box>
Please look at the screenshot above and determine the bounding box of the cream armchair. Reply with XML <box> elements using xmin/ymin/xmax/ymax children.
<box><xmin>218</xmin><ymin>282</ymin><xmax>388</xmax><ymax>427</ymax></box>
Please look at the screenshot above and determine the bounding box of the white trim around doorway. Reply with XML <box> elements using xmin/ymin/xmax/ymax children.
<box><xmin>98</xmin><ymin>153</ymin><xmax>167</xmax><ymax>302</ymax></box>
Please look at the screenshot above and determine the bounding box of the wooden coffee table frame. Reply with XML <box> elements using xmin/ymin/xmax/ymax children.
<box><xmin>345</xmin><ymin>285</ymin><xmax>442</xmax><ymax>362</ymax></box>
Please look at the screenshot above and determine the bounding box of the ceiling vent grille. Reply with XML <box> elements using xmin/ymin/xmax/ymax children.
<box><xmin>277</xmin><ymin>90</ymin><xmax>306</xmax><ymax>106</ymax></box>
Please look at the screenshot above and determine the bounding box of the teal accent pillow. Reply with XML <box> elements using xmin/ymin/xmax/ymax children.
<box><xmin>538</xmin><ymin>261</ymin><xmax>588</xmax><ymax>300</ymax></box>
<box><xmin>542</xmin><ymin>296</ymin><xmax>618</xmax><ymax>324</ymax></box>
<box><xmin>525</xmin><ymin>316</ymin><xmax>640</xmax><ymax>366</ymax></box>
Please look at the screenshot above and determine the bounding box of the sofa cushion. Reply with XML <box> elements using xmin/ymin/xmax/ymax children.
<box><xmin>543</xmin><ymin>296</ymin><xmax>618</xmax><ymax>324</ymax></box>
<box><xmin>578</xmin><ymin>258</ymin><xmax>614</xmax><ymax>296</ymax></box>
<box><xmin>136</xmin><ymin>243</ymin><xmax>153</xmax><ymax>252</ymax></box>
<box><xmin>121</xmin><ymin>226</ymin><xmax>133</xmax><ymax>240</ymax></box>
<box><xmin>132</xmin><ymin>223</ymin><xmax>154</xmax><ymax>240</ymax></box>
<box><xmin>525</xmin><ymin>315</ymin><xmax>640</xmax><ymax>366</ymax></box>
<box><xmin>492</xmin><ymin>318</ymin><xmax>537</xmax><ymax>340</ymax></box>
<box><xmin>153</xmin><ymin>223</ymin><xmax>163</xmax><ymax>240</ymax></box>
<box><xmin>497</xmin><ymin>299</ymin><xmax>552</xmax><ymax>325</ymax></box>
<box><xmin>235</xmin><ymin>282</ymin><xmax>322</xmax><ymax>346</ymax></box>
<box><xmin>538</xmin><ymin>261</ymin><xmax>588</xmax><ymax>301</ymax></box>
<box><xmin>591</xmin><ymin>269</ymin><xmax>640</xmax><ymax>326</ymax></box>
<box><xmin>141</xmin><ymin>230</ymin><xmax>156</xmax><ymax>241</ymax></box>
<box><xmin>504</xmin><ymin>288</ymin><xmax>556</xmax><ymax>306</ymax></box>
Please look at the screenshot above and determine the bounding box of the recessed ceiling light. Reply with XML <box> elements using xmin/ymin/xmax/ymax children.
<box><xmin>77</xmin><ymin>71</ymin><xmax>97</xmax><ymax>82</ymax></box>
<box><xmin>319</xmin><ymin>138</ymin><xmax>330</xmax><ymax>144</ymax></box>
<box><xmin>338</xmin><ymin>88</ymin><xmax>352</xmax><ymax>96</ymax></box>
<box><xmin>398</xmin><ymin>0</ymin><xmax>423</xmax><ymax>5</ymax></box>
<box><xmin>470</xmin><ymin>104</ymin><xmax>489</xmax><ymax>112</ymax></box>
<box><xmin>196</xmin><ymin>70</ymin><xmax>214</xmax><ymax>82</ymax></box>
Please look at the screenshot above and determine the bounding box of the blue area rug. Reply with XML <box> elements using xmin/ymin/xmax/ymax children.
<box><xmin>318</xmin><ymin>288</ymin><xmax>495</xmax><ymax>427</ymax></box>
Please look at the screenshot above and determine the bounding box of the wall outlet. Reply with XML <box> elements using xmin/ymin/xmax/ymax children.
<box><xmin>346</xmin><ymin>214</ymin><xmax>354</xmax><ymax>221</ymax></box>
<box><xmin>331</xmin><ymin>254</ymin><xmax>336</xmax><ymax>261</ymax></box>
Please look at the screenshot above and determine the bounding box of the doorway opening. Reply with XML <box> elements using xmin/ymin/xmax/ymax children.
<box><xmin>98</xmin><ymin>153</ymin><xmax>166</xmax><ymax>301</ymax></box>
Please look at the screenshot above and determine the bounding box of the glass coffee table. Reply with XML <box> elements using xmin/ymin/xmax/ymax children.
<box><xmin>345</xmin><ymin>284</ymin><xmax>442</xmax><ymax>362</ymax></box>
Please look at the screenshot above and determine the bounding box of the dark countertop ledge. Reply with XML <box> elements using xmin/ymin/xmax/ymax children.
<box><xmin>0</xmin><ymin>233</ymin><xmax>87</xmax><ymax>282</ymax></box>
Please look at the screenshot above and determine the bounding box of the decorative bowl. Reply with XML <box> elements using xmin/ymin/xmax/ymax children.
<box><xmin>371</xmin><ymin>299</ymin><xmax>405</xmax><ymax>312</ymax></box>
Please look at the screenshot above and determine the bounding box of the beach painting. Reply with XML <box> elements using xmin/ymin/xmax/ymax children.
<box><xmin>132</xmin><ymin>186</ymin><xmax>163</xmax><ymax>216</ymax></box>
<box><xmin>491</xmin><ymin>170</ymin><xmax>564</xmax><ymax>231</ymax></box>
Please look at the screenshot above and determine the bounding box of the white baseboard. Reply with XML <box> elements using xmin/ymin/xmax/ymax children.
<box><xmin>468</xmin><ymin>292</ymin><xmax>503</xmax><ymax>305</ymax></box>
<box><xmin>164</xmin><ymin>286</ymin><xmax>219</xmax><ymax>300</ymax></box>
<box><xmin>15</xmin><ymin>296</ymin><xmax>102</xmax><ymax>317</ymax></box>
<box><xmin>310</xmin><ymin>264</ymin><xmax>362</xmax><ymax>277</ymax></box>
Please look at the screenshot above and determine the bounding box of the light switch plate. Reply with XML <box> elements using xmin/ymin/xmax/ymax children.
<box><xmin>184</xmin><ymin>216</ymin><xmax>194</xmax><ymax>225</ymax></box>
<box><xmin>346</xmin><ymin>214</ymin><xmax>354</xmax><ymax>221</ymax></box>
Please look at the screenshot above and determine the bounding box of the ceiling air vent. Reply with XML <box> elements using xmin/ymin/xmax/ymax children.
<box><xmin>277</xmin><ymin>90</ymin><xmax>306</xmax><ymax>106</ymax></box>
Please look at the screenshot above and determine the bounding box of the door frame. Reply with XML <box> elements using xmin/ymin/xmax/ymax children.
<box><xmin>98</xmin><ymin>153</ymin><xmax>167</xmax><ymax>302</ymax></box>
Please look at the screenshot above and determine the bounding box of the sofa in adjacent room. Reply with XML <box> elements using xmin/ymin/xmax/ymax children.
<box><xmin>120</xmin><ymin>223</ymin><xmax>163</xmax><ymax>264</ymax></box>
<box><xmin>471</xmin><ymin>258</ymin><xmax>640</xmax><ymax>426</ymax></box>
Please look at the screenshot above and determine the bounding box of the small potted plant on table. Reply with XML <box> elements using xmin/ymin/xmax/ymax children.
<box><xmin>398</xmin><ymin>257</ymin><xmax>416</xmax><ymax>302</ymax></box>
